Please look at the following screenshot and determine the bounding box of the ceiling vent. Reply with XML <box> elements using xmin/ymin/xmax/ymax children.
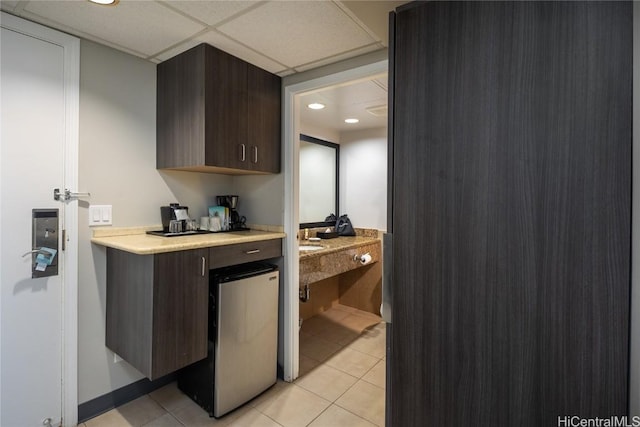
<box><xmin>366</xmin><ymin>105</ymin><xmax>388</xmax><ymax>117</ymax></box>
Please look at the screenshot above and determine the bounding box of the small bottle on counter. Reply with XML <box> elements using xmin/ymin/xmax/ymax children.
<box><xmin>304</xmin><ymin>228</ymin><xmax>309</xmax><ymax>240</ymax></box>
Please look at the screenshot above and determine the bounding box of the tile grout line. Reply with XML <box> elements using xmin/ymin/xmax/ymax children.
<box><xmin>292</xmin><ymin>331</ymin><xmax>386</xmax><ymax>424</ymax></box>
<box><xmin>252</xmin><ymin>381</ymin><xmax>369</xmax><ymax>427</ymax></box>
<box><xmin>251</xmin><ymin>382</ymin><xmax>331</xmax><ymax>426</ymax></box>
<box><xmin>259</xmin><ymin>409</ymin><xmax>285</xmax><ymax>427</ymax></box>
<box><xmin>91</xmin><ymin>305</ymin><xmax>384</xmax><ymax>427</ymax></box>
<box><xmin>140</xmin><ymin>411</ymin><xmax>184</xmax><ymax>427</ymax></box>
<box><xmin>300</xmin><ymin>333</ymin><xmax>385</xmax><ymax>362</ymax></box>
<box><xmin>330</xmin><ymin>380</ymin><xmax>385</xmax><ymax>427</ymax></box>
<box><xmin>299</xmin><ymin>307</ymin><xmax>385</xmax><ymax>426</ymax></box>
<box><xmin>304</xmin><ymin>406</ymin><xmax>328</xmax><ymax>426</ymax></box>
<box><xmin>294</xmin><ymin>366</ymin><xmax>359</xmax><ymax>402</ymax></box>
<box><xmin>332</xmin><ymin>400</ymin><xmax>383</xmax><ymax>427</ymax></box>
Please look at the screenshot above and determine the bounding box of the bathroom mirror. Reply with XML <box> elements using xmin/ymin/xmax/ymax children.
<box><xmin>299</xmin><ymin>134</ymin><xmax>339</xmax><ymax>228</ymax></box>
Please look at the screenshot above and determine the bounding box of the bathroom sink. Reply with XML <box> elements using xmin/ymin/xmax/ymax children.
<box><xmin>299</xmin><ymin>245</ymin><xmax>323</xmax><ymax>251</ymax></box>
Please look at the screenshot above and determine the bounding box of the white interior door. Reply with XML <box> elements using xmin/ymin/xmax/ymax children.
<box><xmin>0</xmin><ymin>13</ymin><xmax>79</xmax><ymax>427</ymax></box>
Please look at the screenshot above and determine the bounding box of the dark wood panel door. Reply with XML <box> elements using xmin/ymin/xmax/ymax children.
<box><xmin>389</xmin><ymin>2</ymin><xmax>631</xmax><ymax>426</ymax></box>
<box><xmin>156</xmin><ymin>44</ymin><xmax>206</xmax><ymax>169</ymax></box>
<box><xmin>105</xmin><ymin>249</ymin><xmax>154</xmax><ymax>377</ymax></box>
<box><xmin>205</xmin><ymin>45</ymin><xmax>248</xmax><ymax>170</ymax></box>
<box><xmin>247</xmin><ymin>63</ymin><xmax>281</xmax><ymax>173</ymax></box>
<box><xmin>152</xmin><ymin>249</ymin><xmax>208</xmax><ymax>378</ymax></box>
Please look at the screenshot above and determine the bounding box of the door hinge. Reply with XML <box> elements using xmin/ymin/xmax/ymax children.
<box><xmin>62</xmin><ymin>229</ymin><xmax>66</xmax><ymax>251</ymax></box>
<box><xmin>54</xmin><ymin>188</ymin><xmax>91</xmax><ymax>202</ymax></box>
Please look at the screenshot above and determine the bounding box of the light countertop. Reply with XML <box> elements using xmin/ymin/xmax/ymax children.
<box><xmin>91</xmin><ymin>225</ymin><xmax>285</xmax><ymax>255</ymax></box>
<box><xmin>298</xmin><ymin>231</ymin><xmax>382</xmax><ymax>286</ymax></box>
<box><xmin>298</xmin><ymin>235</ymin><xmax>381</xmax><ymax>260</ymax></box>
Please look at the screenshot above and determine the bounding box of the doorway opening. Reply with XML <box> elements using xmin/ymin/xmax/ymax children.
<box><xmin>282</xmin><ymin>53</ymin><xmax>388</xmax><ymax>425</ymax></box>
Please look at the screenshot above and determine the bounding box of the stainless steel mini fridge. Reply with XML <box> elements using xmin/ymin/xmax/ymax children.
<box><xmin>178</xmin><ymin>262</ymin><xmax>279</xmax><ymax>418</ymax></box>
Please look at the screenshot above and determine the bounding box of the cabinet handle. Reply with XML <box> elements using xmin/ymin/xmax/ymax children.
<box><xmin>245</xmin><ymin>249</ymin><xmax>260</xmax><ymax>255</ymax></box>
<box><xmin>240</xmin><ymin>144</ymin><xmax>246</xmax><ymax>162</ymax></box>
<box><xmin>252</xmin><ymin>146</ymin><xmax>258</xmax><ymax>164</ymax></box>
<box><xmin>201</xmin><ymin>256</ymin><xmax>206</xmax><ymax>277</ymax></box>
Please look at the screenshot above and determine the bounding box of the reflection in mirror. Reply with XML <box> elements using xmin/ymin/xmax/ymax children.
<box><xmin>299</xmin><ymin>134</ymin><xmax>339</xmax><ymax>228</ymax></box>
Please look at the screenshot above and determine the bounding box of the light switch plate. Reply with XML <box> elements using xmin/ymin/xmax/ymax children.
<box><xmin>89</xmin><ymin>205</ymin><xmax>112</xmax><ymax>226</ymax></box>
<box><xmin>101</xmin><ymin>205</ymin><xmax>112</xmax><ymax>224</ymax></box>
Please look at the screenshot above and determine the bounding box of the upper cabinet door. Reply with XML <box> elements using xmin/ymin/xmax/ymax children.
<box><xmin>157</xmin><ymin>45</ymin><xmax>207</xmax><ymax>169</ymax></box>
<box><xmin>247</xmin><ymin>63</ymin><xmax>281</xmax><ymax>174</ymax></box>
<box><xmin>157</xmin><ymin>43</ymin><xmax>281</xmax><ymax>175</ymax></box>
<box><xmin>204</xmin><ymin>47</ymin><xmax>248</xmax><ymax>171</ymax></box>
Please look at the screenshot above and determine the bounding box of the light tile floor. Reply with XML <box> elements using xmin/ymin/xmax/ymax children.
<box><xmin>82</xmin><ymin>304</ymin><xmax>386</xmax><ymax>427</ymax></box>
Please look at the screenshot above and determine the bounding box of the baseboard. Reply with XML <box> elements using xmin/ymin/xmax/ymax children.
<box><xmin>77</xmin><ymin>373</ymin><xmax>176</xmax><ymax>423</ymax></box>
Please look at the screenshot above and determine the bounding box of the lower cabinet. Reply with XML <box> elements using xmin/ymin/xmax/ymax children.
<box><xmin>106</xmin><ymin>248</ymin><xmax>208</xmax><ymax>380</ymax></box>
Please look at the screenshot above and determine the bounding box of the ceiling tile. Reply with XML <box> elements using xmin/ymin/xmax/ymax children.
<box><xmin>372</xmin><ymin>77</ymin><xmax>388</xmax><ymax>92</ymax></box>
<box><xmin>277</xmin><ymin>69</ymin><xmax>296</xmax><ymax>78</ymax></box>
<box><xmin>0</xmin><ymin>1</ymin><xmax>20</xmax><ymax>11</ymax></box>
<box><xmin>164</xmin><ymin>0</ymin><xmax>258</xmax><ymax>26</ymax></box>
<box><xmin>153</xmin><ymin>30</ymin><xmax>287</xmax><ymax>75</ymax></box>
<box><xmin>152</xmin><ymin>38</ymin><xmax>203</xmax><ymax>62</ymax></box>
<box><xmin>197</xmin><ymin>30</ymin><xmax>287</xmax><ymax>74</ymax></box>
<box><xmin>22</xmin><ymin>0</ymin><xmax>205</xmax><ymax>57</ymax></box>
<box><xmin>304</xmin><ymin>79</ymin><xmax>387</xmax><ymax>111</ymax></box>
<box><xmin>217</xmin><ymin>1</ymin><xmax>376</xmax><ymax>68</ymax></box>
<box><xmin>294</xmin><ymin>43</ymin><xmax>382</xmax><ymax>73</ymax></box>
<box><xmin>339</xmin><ymin>1</ymin><xmax>407</xmax><ymax>46</ymax></box>
<box><xmin>300</xmin><ymin>77</ymin><xmax>388</xmax><ymax>132</ymax></box>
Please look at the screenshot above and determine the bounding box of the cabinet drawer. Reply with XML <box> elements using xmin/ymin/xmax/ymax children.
<box><xmin>209</xmin><ymin>239</ymin><xmax>282</xmax><ymax>269</ymax></box>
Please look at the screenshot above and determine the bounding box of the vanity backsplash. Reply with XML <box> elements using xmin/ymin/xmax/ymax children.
<box><xmin>299</xmin><ymin>227</ymin><xmax>381</xmax><ymax>240</ymax></box>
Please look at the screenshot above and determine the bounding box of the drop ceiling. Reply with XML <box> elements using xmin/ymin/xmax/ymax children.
<box><xmin>1</xmin><ymin>0</ymin><xmax>404</xmax><ymax>77</ymax></box>
<box><xmin>299</xmin><ymin>74</ymin><xmax>388</xmax><ymax>133</ymax></box>
<box><xmin>1</xmin><ymin>0</ymin><xmax>402</xmax><ymax>133</ymax></box>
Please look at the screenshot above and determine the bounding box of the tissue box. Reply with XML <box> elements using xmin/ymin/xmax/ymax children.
<box><xmin>317</xmin><ymin>231</ymin><xmax>339</xmax><ymax>239</ymax></box>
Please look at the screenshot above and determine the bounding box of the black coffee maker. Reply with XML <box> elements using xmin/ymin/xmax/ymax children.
<box><xmin>216</xmin><ymin>195</ymin><xmax>247</xmax><ymax>231</ymax></box>
<box><xmin>161</xmin><ymin>203</ymin><xmax>189</xmax><ymax>232</ymax></box>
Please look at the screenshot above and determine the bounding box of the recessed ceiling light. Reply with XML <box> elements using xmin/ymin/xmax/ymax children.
<box><xmin>344</xmin><ymin>118</ymin><xmax>359</xmax><ymax>124</ymax></box>
<box><xmin>89</xmin><ymin>0</ymin><xmax>119</xmax><ymax>5</ymax></box>
<box><xmin>307</xmin><ymin>103</ymin><xmax>325</xmax><ymax>110</ymax></box>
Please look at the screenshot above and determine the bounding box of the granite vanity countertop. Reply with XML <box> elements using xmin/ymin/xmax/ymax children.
<box><xmin>298</xmin><ymin>235</ymin><xmax>381</xmax><ymax>260</ymax></box>
<box><xmin>91</xmin><ymin>225</ymin><xmax>285</xmax><ymax>255</ymax></box>
<box><xmin>299</xmin><ymin>231</ymin><xmax>382</xmax><ymax>285</ymax></box>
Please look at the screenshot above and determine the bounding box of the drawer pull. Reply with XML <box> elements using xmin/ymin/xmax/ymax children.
<box><xmin>201</xmin><ymin>256</ymin><xmax>206</xmax><ymax>277</ymax></box>
<box><xmin>245</xmin><ymin>249</ymin><xmax>260</xmax><ymax>255</ymax></box>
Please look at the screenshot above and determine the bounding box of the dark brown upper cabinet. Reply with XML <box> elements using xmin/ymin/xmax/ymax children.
<box><xmin>157</xmin><ymin>43</ymin><xmax>281</xmax><ymax>174</ymax></box>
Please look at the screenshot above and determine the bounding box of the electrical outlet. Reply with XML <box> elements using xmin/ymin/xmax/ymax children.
<box><xmin>89</xmin><ymin>205</ymin><xmax>112</xmax><ymax>226</ymax></box>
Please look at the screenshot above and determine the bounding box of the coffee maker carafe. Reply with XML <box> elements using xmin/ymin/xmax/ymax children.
<box><xmin>216</xmin><ymin>195</ymin><xmax>246</xmax><ymax>230</ymax></box>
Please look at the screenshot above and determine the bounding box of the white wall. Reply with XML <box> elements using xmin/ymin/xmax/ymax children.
<box><xmin>300</xmin><ymin>122</ymin><xmax>341</xmax><ymax>145</ymax></box>
<box><xmin>234</xmin><ymin>174</ymin><xmax>284</xmax><ymax>226</ymax></box>
<box><xmin>297</xmin><ymin>124</ymin><xmax>388</xmax><ymax>231</ymax></box>
<box><xmin>77</xmin><ymin>40</ymin><xmax>234</xmax><ymax>404</ymax></box>
<box><xmin>339</xmin><ymin>127</ymin><xmax>387</xmax><ymax>231</ymax></box>
<box><xmin>630</xmin><ymin>1</ymin><xmax>639</xmax><ymax>418</ymax></box>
